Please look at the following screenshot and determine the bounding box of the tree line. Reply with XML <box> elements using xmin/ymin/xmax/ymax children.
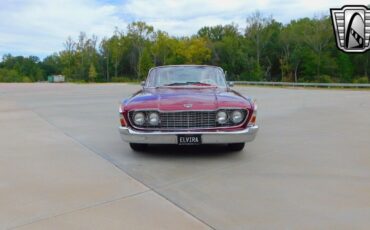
<box><xmin>1</xmin><ymin>12</ymin><xmax>369</xmax><ymax>83</ymax></box>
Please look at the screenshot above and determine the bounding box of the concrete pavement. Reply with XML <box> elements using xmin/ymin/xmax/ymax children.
<box><xmin>1</xmin><ymin>83</ymin><xmax>370</xmax><ymax>229</ymax></box>
<box><xmin>0</xmin><ymin>84</ymin><xmax>210</xmax><ymax>230</ymax></box>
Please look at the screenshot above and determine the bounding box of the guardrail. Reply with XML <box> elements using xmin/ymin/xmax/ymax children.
<box><xmin>232</xmin><ymin>81</ymin><xmax>370</xmax><ymax>88</ymax></box>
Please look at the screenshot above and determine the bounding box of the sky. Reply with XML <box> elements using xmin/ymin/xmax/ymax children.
<box><xmin>0</xmin><ymin>0</ymin><xmax>367</xmax><ymax>59</ymax></box>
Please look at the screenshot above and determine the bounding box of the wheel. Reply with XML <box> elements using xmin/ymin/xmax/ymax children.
<box><xmin>129</xmin><ymin>143</ymin><xmax>148</xmax><ymax>151</ymax></box>
<box><xmin>228</xmin><ymin>143</ymin><xmax>245</xmax><ymax>151</ymax></box>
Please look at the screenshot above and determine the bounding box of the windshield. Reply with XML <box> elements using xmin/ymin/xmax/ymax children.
<box><xmin>146</xmin><ymin>66</ymin><xmax>227</xmax><ymax>87</ymax></box>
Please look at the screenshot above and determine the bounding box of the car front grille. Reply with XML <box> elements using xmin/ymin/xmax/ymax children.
<box><xmin>160</xmin><ymin>111</ymin><xmax>217</xmax><ymax>129</ymax></box>
<box><xmin>129</xmin><ymin>110</ymin><xmax>247</xmax><ymax>130</ymax></box>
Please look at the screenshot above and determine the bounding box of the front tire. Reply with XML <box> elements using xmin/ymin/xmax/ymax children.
<box><xmin>228</xmin><ymin>143</ymin><xmax>245</xmax><ymax>151</ymax></box>
<box><xmin>129</xmin><ymin>143</ymin><xmax>148</xmax><ymax>151</ymax></box>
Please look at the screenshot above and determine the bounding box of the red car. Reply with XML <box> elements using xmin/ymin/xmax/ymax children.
<box><xmin>119</xmin><ymin>65</ymin><xmax>258</xmax><ymax>151</ymax></box>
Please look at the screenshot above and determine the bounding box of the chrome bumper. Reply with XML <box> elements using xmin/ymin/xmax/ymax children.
<box><xmin>119</xmin><ymin>125</ymin><xmax>258</xmax><ymax>144</ymax></box>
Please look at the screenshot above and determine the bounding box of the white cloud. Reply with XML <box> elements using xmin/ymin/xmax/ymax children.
<box><xmin>0</xmin><ymin>0</ymin><xmax>369</xmax><ymax>58</ymax></box>
<box><xmin>0</xmin><ymin>0</ymin><xmax>123</xmax><ymax>58</ymax></box>
<box><xmin>122</xmin><ymin>0</ymin><xmax>264</xmax><ymax>35</ymax></box>
<box><xmin>123</xmin><ymin>0</ymin><xmax>370</xmax><ymax>35</ymax></box>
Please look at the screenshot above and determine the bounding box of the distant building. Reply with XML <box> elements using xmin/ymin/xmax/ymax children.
<box><xmin>48</xmin><ymin>75</ymin><xmax>65</xmax><ymax>83</ymax></box>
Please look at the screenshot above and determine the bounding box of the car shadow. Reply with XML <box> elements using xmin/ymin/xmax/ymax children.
<box><xmin>135</xmin><ymin>144</ymin><xmax>243</xmax><ymax>158</ymax></box>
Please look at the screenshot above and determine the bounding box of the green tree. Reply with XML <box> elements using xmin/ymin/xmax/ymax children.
<box><xmin>245</xmin><ymin>11</ymin><xmax>274</xmax><ymax>80</ymax></box>
<box><xmin>138</xmin><ymin>48</ymin><xmax>154</xmax><ymax>79</ymax></box>
<box><xmin>42</xmin><ymin>53</ymin><xmax>62</xmax><ymax>77</ymax></box>
<box><xmin>337</xmin><ymin>53</ymin><xmax>353</xmax><ymax>83</ymax></box>
<box><xmin>88</xmin><ymin>64</ymin><xmax>97</xmax><ymax>82</ymax></box>
<box><xmin>181</xmin><ymin>37</ymin><xmax>211</xmax><ymax>64</ymax></box>
<box><xmin>0</xmin><ymin>54</ymin><xmax>43</xmax><ymax>82</ymax></box>
<box><xmin>127</xmin><ymin>21</ymin><xmax>154</xmax><ymax>79</ymax></box>
<box><xmin>279</xmin><ymin>19</ymin><xmax>305</xmax><ymax>82</ymax></box>
<box><xmin>302</xmin><ymin>16</ymin><xmax>332</xmax><ymax>78</ymax></box>
<box><xmin>151</xmin><ymin>31</ymin><xmax>175</xmax><ymax>65</ymax></box>
<box><xmin>198</xmin><ymin>24</ymin><xmax>247</xmax><ymax>80</ymax></box>
<box><xmin>2</xmin><ymin>17</ymin><xmax>368</xmax><ymax>84</ymax></box>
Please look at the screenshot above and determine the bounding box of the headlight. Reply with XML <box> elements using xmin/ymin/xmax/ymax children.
<box><xmin>216</xmin><ymin>111</ymin><xmax>228</xmax><ymax>124</ymax></box>
<box><xmin>148</xmin><ymin>112</ymin><xmax>160</xmax><ymax>126</ymax></box>
<box><xmin>231</xmin><ymin>110</ymin><xmax>244</xmax><ymax>124</ymax></box>
<box><xmin>133</xmin><ymin>112</ymin><xmax>145</xmax><ymax>126</ymax></box>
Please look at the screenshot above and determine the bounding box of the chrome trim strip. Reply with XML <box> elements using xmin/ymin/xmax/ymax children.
<box><xmin>129</xmin><ymin>107</ymin><xmax>248</xmax><ymax>113</ymax></box>
<box><xmin>119</xmin><ymin>125</ymin><xmax>259</xmax><ymax>144</ymax></box>
<box><xmin>127</xmin><ymin>108</ymin><xmax>249</xmax><ymax>131</ymax></box>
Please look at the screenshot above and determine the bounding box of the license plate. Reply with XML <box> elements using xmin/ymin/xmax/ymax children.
<box><xmin>177</xmin><ymin>135</ymin><xmax>202</xmax><ymax>145</ymax></box>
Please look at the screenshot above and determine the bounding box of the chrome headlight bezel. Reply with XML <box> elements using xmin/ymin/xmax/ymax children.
<box><xmin>148</xmin><ymin>112</ymin><xmax>160</xmax><ymax>126</ymax></box>
<box><xmin>216</xmin><ymin>110</ymin><xmax>228</xmax><ymax>124</ymax></box>
<box><xmin>231</xmin><ymin>110</ymin><xmax>244</xmax><ymax>124</ymax></box>
<box><xmin>133</xmin><ymin>112</ymin><xmax>145</xmax><ymax>126</ymax></box>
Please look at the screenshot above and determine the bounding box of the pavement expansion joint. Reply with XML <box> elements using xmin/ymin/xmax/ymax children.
<box><xmin>28</xmin><ymin>109</ymin><xmax>216</xmax><ymax>230</ymax></box>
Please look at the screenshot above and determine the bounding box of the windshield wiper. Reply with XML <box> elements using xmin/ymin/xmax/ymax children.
<box><xmin>163</xmin><ymin>82</ymin><xmax>188</xmax><ymax>86</ymax></box>
<box><xmin>187</xmin><ymin>82</ymin><xmax>213</xmax><ymax>86</ymax></box>
<box><xmin>163</xmin><ymin>82</ymin><xmax>213</xmax><ymax>86</ymax></box>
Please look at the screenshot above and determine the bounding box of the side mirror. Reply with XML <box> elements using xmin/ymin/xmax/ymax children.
<box><xmin>140</xmin><ymin>81</ymin><xmax>145</xmax><ymax>87</ymax></box>
<box><xmin>228</xmin><ymin>81</ymin><xmax>234</xmax><ymax>87</ymax></box>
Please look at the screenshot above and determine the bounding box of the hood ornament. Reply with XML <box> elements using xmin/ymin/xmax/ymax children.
<box><xmin>183</xmin><ymin>104</ymin><xmax>192</xmax><ymax>108</ymax></box>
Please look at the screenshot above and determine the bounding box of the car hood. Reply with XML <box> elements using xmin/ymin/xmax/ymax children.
<box><xmin>124</xmin><ymin>87</ymin><xmax>251</xmax><ymax>111</ymax></box>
